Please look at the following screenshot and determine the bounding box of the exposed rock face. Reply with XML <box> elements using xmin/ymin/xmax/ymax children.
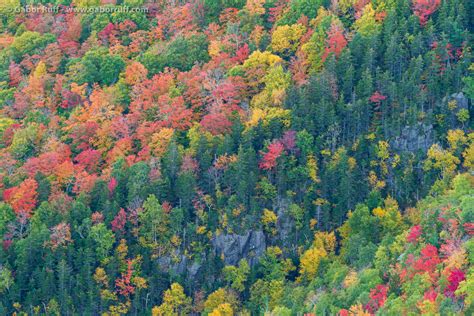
<box><xmin>275</xmin><ymin>198</ymin><xmax>294</xmax><ymax>249</ymax></box>
<box><xmin>187</xmin><ymin>261</ymin><xmax>202</xmax><ymax>280</ymax></box>
<box><xmin>157</xmin><ymin>253</ymin><xmax>188</xmax><ymax>275</ymax></box>
<box><xmin>450</xmin><ymin>92</ymin><xmax>469</xmax><ymax>110</ymax></box>
<box><xmin>155</xmin><ymin>230</ymin><xmax>266</xmax><ymax>283</ymax></box>
<box><xmin>391</xmin><ymin>123</ymin><xmax>434</xmax><ymax>153</ymax></box>
<box><xmin>157</xmin><ymin>252</ymin><xmax>203</xmax><ymax>282</ymax></box>
<box><xmin>212</xmin><ymin>230</ymin><xmax>266</xmax><ymax>266</ymax></box>
<box><xmin>390</xmin><ymin>92</ymin><xmax>470</xmax><ymax>154</ymax></box>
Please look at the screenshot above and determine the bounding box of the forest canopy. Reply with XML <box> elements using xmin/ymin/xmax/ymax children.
<box><xmin>0</xmin><ymin>0</ymin><xmax>472</xmax><ymax>315</ymax></box>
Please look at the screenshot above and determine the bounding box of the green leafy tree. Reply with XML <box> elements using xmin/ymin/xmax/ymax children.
<box><xmin>139</xmin><ymin>195</ymin><xmax>170</xmax><ymax>254</ymax></box>
<box><xmin>223</xmin><ymin>259</ymin><xmax>250</xmax><ymax>292</ymax></box>
<box><xmin>67</xmin><ymin>48</ymin><xmax>125</xmax><ymax>86</ymax></box>
<box><xmin>141</xmin><ymin>35</ymin><xmax>210</xmax><ymax>75</ymax></box>
<box><xmin>89</xmin><ymin>223</ymin><xmax>116</xmax><ymax>261</ymax></box>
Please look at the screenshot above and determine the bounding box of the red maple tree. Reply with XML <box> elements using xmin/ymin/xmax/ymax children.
<box><xmin>74</xmin><ymin>149</ymin><xmax>101</xmax><ymax>173</ymax></box>
<box><xmin>9</xmin><ymin>62</ymin><xmax>22</xmax><ymax>87</ymax></box>
<box><xmin>407</xmin><ymin>225</ymin><xmax>422</xmax><ymax>243</ymax></box>
<box><xmin>369</xmin><ymin>91</ymin><xmax>387</xmax><ymax>104</ymax></box>
<box><xmin>413</xmin><ymin>244</ymin><xmax>441</xmax><ymax>275</ymax></box>
<box><xmin>444</xmin><ymin>269</ymin><xmax>465</xmax><ymax>298</ymax></box>
<box><xmin>365</xmin><ymin>284</ymin><xmax>389</xmax><ymax>313</ymax></box>
<box><xmin>111</xmin><ymin>208</ymin><xmax>127</xmax><ymax>233</ymax></box>
<box><xmin>259</xmin><ymin>141</ymin><xmax>285</xmax><ymax>170</ymax></box>
<box><xmin>322</xmin><ymin>22</ymin><xmax>348</xmax><ymax>62</ymax></box>
<box><xmin>115</xmin><ymin>260</ymin><xmax>135</xmax><ymax>297</ymax></box>
<box><xmin>108</xmin><ymin>177</ymin><xmax>118</xmax><ymax>195</ymax></box>
<box><xmin>413</xmin><ymin>0</ymin><xmax>441</xmax><ymax>26</ymax></box>
<box><xmin>3</xmin><ymin>178</ymin><xmax>39</xmax><ymax>218</ymax></box>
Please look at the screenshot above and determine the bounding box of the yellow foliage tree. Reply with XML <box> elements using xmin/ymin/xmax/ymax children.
<box><xmin>424</xmin><ymin>143</ymin><xmax>460</xmax><ymax>178</ymax></box>
<box><xmin>271</xmin><ymin>24</ymin><xmax>307</xmax><ymax>57</ymax></box>
<box><xmin>372</xmin><ymin>196</ymin><xmax>404</xmax><ymax>235</ymax></box>
<box><xmin>298</xmin><ymin>231</ymin><xmax>336</xmax><ymax>281</ymax></box>
<box><xmin>152</xmin><ymin>283</ymin><xmax>191</xmax><ymax>316</ymax></box>
<box><xmin>250</xmin><ymin>279</ymin><xmax>284</xmax><ymax>311</ymax></box>
<box><xmin>343</xmin><ymin>270</ymin><xmax>358</xmax><ymax>288</ymax></box>
<box><xmin>298</xmin><ymin>246</ymin><xmax>327</xmax><ymax>281</ymax></box>
<box><xmin>246</xmin><ymin>108</ymin><xmax>291</xmax><ymax>128</ymax></box>
<box><xmin>150</xmin><ymin>128</ymin><xmax>175</xmax><ymax>157</ymax></box>
<box><xmin>250</xmin><ymin>65</ymin><xmax>291</xmax><ymax>108</ymax></box>
<box><xmin>243</xmin><ymin>51</ymin><xmax>282</xmax><ymax>73</ymax></box>
<box><xmin>463</xmin><ymin>133</ymin><xmax>474</xmax><ymax>170</ymax></box>
<box><xmin>313</xmin><ymin>231</ymin><xmax>336</xmax><ymax>253</ymax></box>
<box><xmin>240</xmin><ymin>50</ymin><xmax>284</xmax><ymax>98</ymax></box>
<box><xmin>306</xmin><ymin>155</ymin><xmax>320</xmax><ymax>183</ymax></box>
<box><xmin>447</xmin><ymin>129</ymin><xmax>467</xmax><ymax>151</ymax></box>
<box><xmin>204</xmin><ymin>288</ymin><xmax>238</xmax><ymax>315</ymax></box>
<box><xmin>208</xmin><ymin>40</ymin><xmax>222</xmax><ymax>57</ymax></box>
<box><xmin>72</xmin><ymin>0</ymin><xmax>100</xmax><ymax>7</ymax></box>
<box><xmin>261</xmin><ymin>209</ymin><xmax>278</xmax><ymax>235</ymax></box>
<box><xmin>337</xmin><ymin>0</ymin><xmax>357</xmax><ymax>14</ymax></box>
<box><xmin>354</xmin><ymin>3</ymin><xmax>381</xmax><ymax>36</ymax></box>
<box><xmin>0</xmin><ymin>0</ymin><xmax>19</xmax><ymax>13</ymax></box>
<box><xmin>245</xmin><ymin>0</ymin><xmax>266</xmax><ymax>15</ymax></box>
<box><xmin>209</xmin><ymin>303</ymin><xmax>233</xmax><ymax>316</ymax></box>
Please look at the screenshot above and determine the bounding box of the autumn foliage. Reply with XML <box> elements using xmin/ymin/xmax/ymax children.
<box><xmin>259</xmin><ymin>141</ymin><xmax>285</xmax><ymax>170</ymax></box>
<box><xmin>413</xmin><ymin>0</ymin><xmax>441</xmax><ymax>25</ymax></box>
<box><xmin>365</xmin><ymin>284</ymin><xmax>388</xmax><ymax>313</ymax></box>
<box><xmin>322</xmin><ymin>21</ymin><xmax>347</xmax><ymax>62</ymax></box>
<box><xmin>0</xmin><ymin>0</ymin><xmax>471</xmax><ymax>315</ymax></box>
<box><xmin>3</xmin><ymin>178</ymin><xmax>38</xmax><ymax>218</ymax></box>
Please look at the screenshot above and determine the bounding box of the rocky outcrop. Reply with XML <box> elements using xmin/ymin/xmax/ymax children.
<box><xmin>449</xmin><ymin>92</ymin><xmax>469</xmax><ymax>110</ymax></box>
<box><xmin>391</xmin><ymin>123</ymin><xmax>434</xmax><ymax>153</ymax></box>
<box><xmin>156</xmin><ymin>252</ymin><xmax>203</xmax><ymax>281</ymax></box>
<box><xmin>155</xmin><ymin>230</ymin><xmax>266</xmax><ymax>283</ymax></box>
<box><xmin>157</xmin><ymin>253</ymin><xmax>188</xmax><ymax>275</ymax></box>
<box><xmin>274</xmin><ymin>197</ymin><xmax>294</xmax><ymax>249</ymax></box>
<box><xmin>212</xmin><ymin>230</ymin><xmax>266</xmax><ymax>266</ymax></box>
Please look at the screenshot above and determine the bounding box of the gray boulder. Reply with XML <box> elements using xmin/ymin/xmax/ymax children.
<box><xmin>391</xmin><ymin>123</ymin><xmax>434</xmax><ymax>153</ymax></box>
<box><xmin>212</xmin><ymin>230</ymin><xmax>266</xmax><ymax>266</ymax></box>
<box><xmin>450</xmin><ymin>92</ymin><xmax>469</xmax><ymax>110</ymax></box>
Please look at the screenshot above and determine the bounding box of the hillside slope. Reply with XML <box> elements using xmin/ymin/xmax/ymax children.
<box><xmin>0</xmin><ymin>0</ymin><xmax>472</xmax><ymax>315</ymax></box>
